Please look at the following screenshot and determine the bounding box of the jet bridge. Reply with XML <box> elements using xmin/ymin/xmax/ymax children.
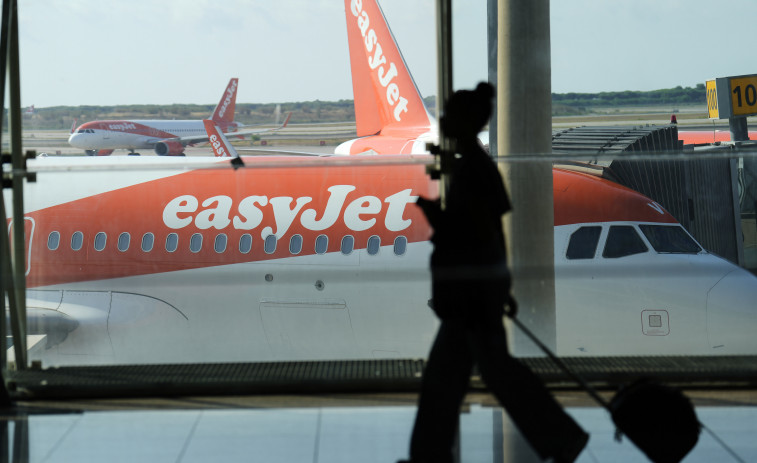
<box><xmin>552</xmin><ymin>124</ymin><xmax>681</xmax><ymax>154</ymax></box>
<box><xmin>552</xmin><ymin>124</ymin><xmax>744</xmax><ymax>266</ymax></box>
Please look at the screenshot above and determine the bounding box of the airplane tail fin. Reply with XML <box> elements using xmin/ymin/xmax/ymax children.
<box><xmin>210</xmin><ymin>78</ymin><xmax>239</xmax><ymax>124</ymax></box>
<box><xmin>344</xmin><ymin>0</ymin><xmax>431</xmax><ymax>137</ymax></box>
<box><xmin>203</xmin><ymin>119</ymin><xmax>244</xmax><ymax>169</ymax></box>
<box><xmin>70</xmin><ymin>118</ymin><xmax>78</xmax><ymax>134</ymax></box>
<box><xmin>279</xmin><ymin>112</ymin><xmax>292</xmax><ymax>130</ymax></box>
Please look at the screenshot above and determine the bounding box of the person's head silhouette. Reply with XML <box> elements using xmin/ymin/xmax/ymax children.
<box><xmin>440</xmin><ymin>82</ymin><xmax>494</xmax><ymax>141</ymax></box>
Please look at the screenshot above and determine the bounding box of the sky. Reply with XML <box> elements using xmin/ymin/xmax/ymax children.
<box><xmin>16</xmin><ymin>0</ymin><xmax>757</xmax><ymax>108</ymax></box>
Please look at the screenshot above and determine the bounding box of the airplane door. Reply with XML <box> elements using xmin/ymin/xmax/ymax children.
<box><xmin>7</xmin><ymin>217</ymin><xmax>35</xmax><ymax>276</ymax></box>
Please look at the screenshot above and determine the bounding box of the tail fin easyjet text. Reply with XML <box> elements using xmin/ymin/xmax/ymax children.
<box><xmin>344</xmin><ymin>0</ymin><xmax>431</xmax><ymax>136</ymax></box>
<box><xmin>210</xmin><ymin>78</ymin><xmax>239</xmax><ymax>124</ymax></box>
<box><xmin>203</xmin><ymin>119</ymin><xmax>245</xmax><ymax>169</ymax></box>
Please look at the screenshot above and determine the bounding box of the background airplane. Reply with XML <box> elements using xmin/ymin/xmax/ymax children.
<box><xmin>67</xmin><ymin>78</ymin><xmax>290</xmax><ymax>156</ymax></box>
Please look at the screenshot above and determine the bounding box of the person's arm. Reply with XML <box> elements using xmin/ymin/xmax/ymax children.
<box><xmin>415</xmin><ymin>196</ymin><xmax>443</xmax><ymax>229</ymax></box>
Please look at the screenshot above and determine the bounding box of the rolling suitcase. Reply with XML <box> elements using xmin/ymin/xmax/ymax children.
<box><xmin>509</xmin><ymin>315</ymin><xmax>700</xmax><ymax>463</ymax></box>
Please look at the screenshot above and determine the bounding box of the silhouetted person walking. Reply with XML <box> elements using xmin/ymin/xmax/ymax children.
<box><xmin>401</xmin><ymin>83</ymin><xmax>588</xmax><ymax>463</ymax></box>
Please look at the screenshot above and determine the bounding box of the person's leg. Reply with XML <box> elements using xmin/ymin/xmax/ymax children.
<box><xmin>409</xmin><ymin>320</ymin><xmax>474</xmax><ymax>463</ymax></box>
<box><xmin>468</xmin><ymin>311</ymin><xmax>588</xmax><ymax>461</ymax></box>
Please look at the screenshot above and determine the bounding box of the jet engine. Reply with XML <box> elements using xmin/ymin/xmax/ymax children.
<box><xmin>154</xmin><ymin>140</ymin><xmax>186</xmax><ymax>156</ymax></box>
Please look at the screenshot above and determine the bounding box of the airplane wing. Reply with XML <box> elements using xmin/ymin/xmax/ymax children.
<box><xmin>174</xmin><ymin>112</ymin><xmax>292</xmax><ymax>147</ymax></box>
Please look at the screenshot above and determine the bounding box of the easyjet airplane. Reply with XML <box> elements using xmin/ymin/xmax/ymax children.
<box><xmin>8</xmin><ymin>0</ymin><xmax>757</xmax><ymax>367</ymax></box>
<box><xmin>67</xmin><ymin>78</ymin><xmax>291</xmax><ymax>156</ymax></box>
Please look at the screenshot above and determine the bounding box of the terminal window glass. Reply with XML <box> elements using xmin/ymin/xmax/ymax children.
<box><xmin>239</xmin><ymin>234</ymin><xmax>252</xmax><ymax>254</ymax></box>
<box><xmin>71</xmin><ymin>231</ymin><xmax>83</xmax><ymax>251</ymax></box>
<box><xmin>166</xmin><ymin>233</ymin><xmax>179</xmax><ymax>253</ymax></box>
<box><xmin>142</xmin><ymin>233</ymin><xmax>154</xmax><ymax>252</ymax></box>
<box><xmin>47</xmin><ymin>231</ymin><xmax>60</xmax><ymax>251</ymax></box>
<box><xmin>190</xmin><ymin>233</ymin><xmax>203</xmax><ymax>253</ymax></box>
<box><xmin>117</xmin><ymin>233</ymin><xmax>130</xmax><ymax>252</ymax></box>
<box><xmin>567</xmin><ymin>226</ymin><xmax>602</xmax><ymax>259</ymax></box>
<box><xmin>639</xmin><ymin>225</ymin><xmax>702</xmax><ymax>254</ymax></box>
<box><xmin>602</xmin><ymin>225</ymin><xmax>648</xmax><ymax>258</ymax></box>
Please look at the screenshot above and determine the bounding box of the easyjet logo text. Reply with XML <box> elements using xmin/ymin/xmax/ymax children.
<box><xmin>108</xmin><ymin>123</ymin><xmax>137</xmax><ymax>131</ymax></box>
<box><xmin>162</xmin><ymin>185</ymin><xmax>417</xmax><ymax>238</ymax></box>
<box><xmin>218</xmin><ymin>80</ymin><xmax>237</xmax><ymax>119</ymax></box>
<box><xmin>209</xmin><ymin>134</ymin><xmax>229</xmax><ymax>157</ymax></box>
<box><xmin>350</xmin><ymin>0</ymin><xmax>409</xmax><ymax>122</ymax></box>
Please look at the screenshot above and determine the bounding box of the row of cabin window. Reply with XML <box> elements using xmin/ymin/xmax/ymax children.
<box><xmin>46</xmin><ymin>231</ymin><xmax>408</xmax><ymax>256</ymax></box>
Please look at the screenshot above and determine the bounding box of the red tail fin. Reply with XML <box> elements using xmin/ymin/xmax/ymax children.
<box><xmin>210</xmin><ymin>78</ymin><xmax>239</xmax><ymax>124</ymax></box>
<box><xmin>203</xmin><ymin>119</ymin><xmax>237</xmax><ymax>158</ymax></box>
<box><xmin>344</xmin><ymin>0</ymin><xmax>431</xmax><ymax>136</ymax></box>
<box><xmin>281</xmin><ymin>112</ymin><xmax>292</xmax><ymax>128</ymax></box>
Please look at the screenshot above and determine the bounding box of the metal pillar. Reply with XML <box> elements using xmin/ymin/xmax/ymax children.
<box><xmin>435</xmin><ymin>0</ymin><xmax>453</xmax><ymax>207</ymax></box>
<box><xmin>487</xmin><ymin>0</ymin><xmax>498</xmax><ymax>158</ymax></box>
<box><xmin>730</xmin><ymin>116</ymin><xmax>749</xmax><ymax>142</ymax></box>
<box><xmin>7</xmin><ymin>0</ymin><xmax>26</xmax><ymax>369</ymax></box>
<box><xmin>434</xmin><ymin>3</ymin><xmax>461</xmax><ymax>462</ymax></box>
<box><xmin>0</xmin><ymin>0</ymin><xmax>28</xmax><ymax>391</ymax></box>
<box><xmin>497</xmin><ymin>0</ymin><xmax>556</xmax><ymax>354</ymax></box>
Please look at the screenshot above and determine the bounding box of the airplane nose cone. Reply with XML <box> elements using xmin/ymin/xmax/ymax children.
<box><xmin>68</xmin><ymin>133</ymin><xmax>81</xmax><ymax>147</ymax></box>
<box><xmin>706</xmin><ymin>267</ymin><xmax>757</xmax><ymax>353</ymax></box>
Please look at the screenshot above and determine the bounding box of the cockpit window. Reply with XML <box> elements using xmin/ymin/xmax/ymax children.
<box><xmin>602</xmin><ymin>225</ymin><xmax>648</xmax><ymax>258</ymax></box>
<box><xmin>566</xmin><ymin>226</ymin><xmax>601</xmax><ymax>259</ymax></box>
<box><xmin>639</xmin><ymin>225</ymin><xmax>702</xmax><ymax>254</ymax></box>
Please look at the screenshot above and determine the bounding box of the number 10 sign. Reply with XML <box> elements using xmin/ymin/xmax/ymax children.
<box><xmin>707</xmin><ymin>74</ymin><xmax>757</xmax><ymax>119</ymax></box>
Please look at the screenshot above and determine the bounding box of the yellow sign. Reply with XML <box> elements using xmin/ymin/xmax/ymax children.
<box><xmin>729</xmin><ymin>76</ymin><xmax>757</xmax><ymax>117</ymax></box>
<box><xmin>706</xmin><ymin>79</ymin><xmax>719</xmax><ymax>119</ymax></box>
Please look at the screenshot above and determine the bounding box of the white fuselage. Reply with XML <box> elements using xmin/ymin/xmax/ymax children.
<box><xmin>10</xmin><ymin>157</ymin><xmax>757</xmax><ymax>366</ymax></box>
<box><xmin>68</xmin><ymin>120</ymin><xmax>239</xmax><ymax>151</ymax></box>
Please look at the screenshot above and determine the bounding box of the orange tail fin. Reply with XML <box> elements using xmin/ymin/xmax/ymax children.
<box><xmin>210</xmin><ymin>78</ymin><xmax>239</xmax><ymax>124</ymax></box>
<box><xmin>344</xmin><ymin>0</ymin><xmax>431</xmax><ymax>136</ymax></box>
<box><xmin>203</xmin><ymin>120</ymin><xmax>236</xmax><ymax>158</ymax></box>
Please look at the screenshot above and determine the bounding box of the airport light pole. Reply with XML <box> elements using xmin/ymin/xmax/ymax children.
<box><xmin>497</xmin><ymin>0</ymin><xmax>556</xmax><ymax>354</ymax></box>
